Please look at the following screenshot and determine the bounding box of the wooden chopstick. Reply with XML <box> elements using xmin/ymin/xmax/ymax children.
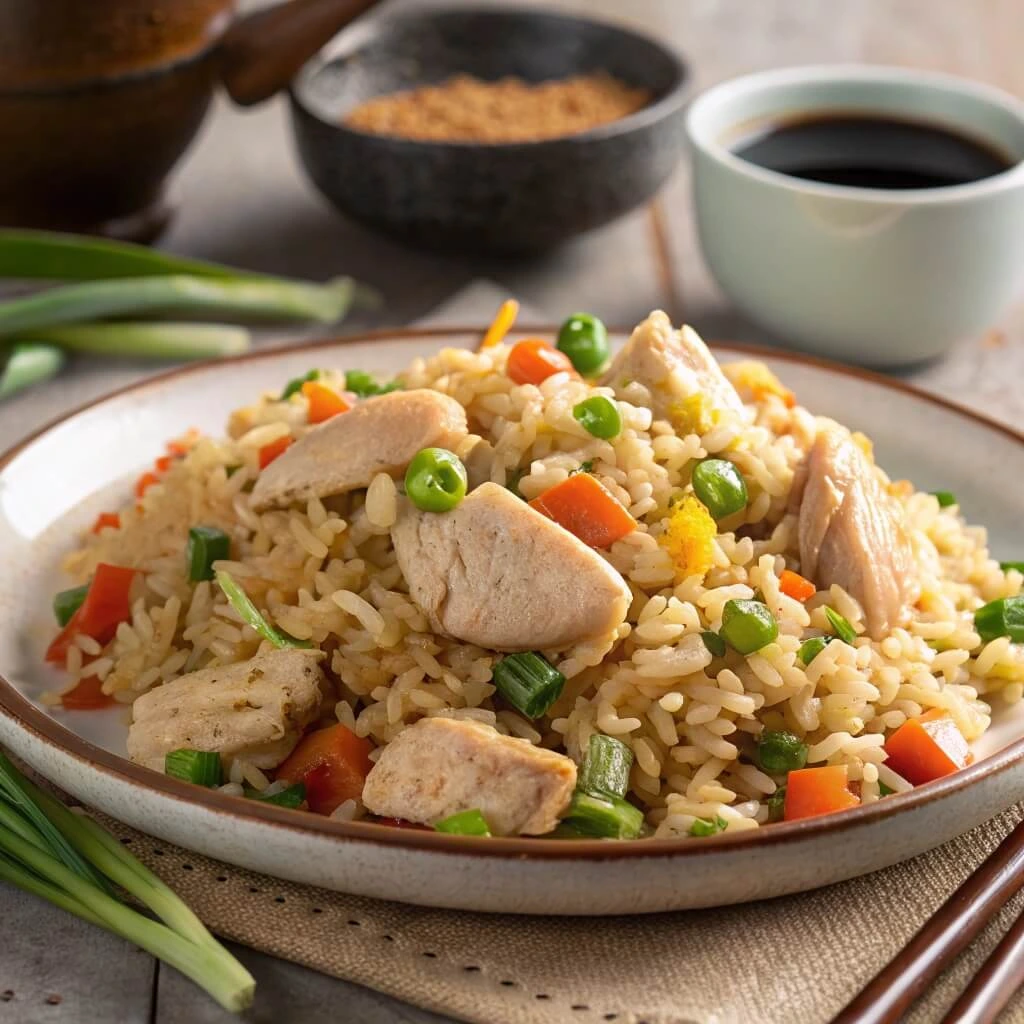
<box><xmin>940</xmin><ymin>903</ymin><xmax>1024</xmax><ymax>1024</ymax></box>
<box><xmin>832</xmin><ymin>816</ymin><xmax>1024</xmax><ymax>1024</ymax></box>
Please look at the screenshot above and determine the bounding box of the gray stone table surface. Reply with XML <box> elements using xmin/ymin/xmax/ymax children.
<box><xmin>1</xmin><ymin>1</ymin><xmax>1022</xmax><ymax>1022</ymax></box>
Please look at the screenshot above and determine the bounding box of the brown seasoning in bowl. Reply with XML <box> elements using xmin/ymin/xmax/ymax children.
<box><xmin>344</xmin><ymin>73</ymin><xmax>652</xmax><ymax>143</ymax></box>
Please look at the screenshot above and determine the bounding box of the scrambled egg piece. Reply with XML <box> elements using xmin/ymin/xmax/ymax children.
<box><xmin>668</xmin><ymin>393</ymin><xmax>715</xmax><ymax>437</ymax></box>
<box><xmin>723</xmin><ymin>360</ymin><xmax>796</xmax><ymax>408</ymax></box>
<box><xmin>660</xmin><ymin>495</ymin><xmax>717</xmax><ymax>580</ymax></box>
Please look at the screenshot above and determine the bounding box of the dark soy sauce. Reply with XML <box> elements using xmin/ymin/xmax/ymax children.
<box><xmin>732</xmin><ymin>113</ymin><xmax>1013</xmax><ymax>189</ymax></box>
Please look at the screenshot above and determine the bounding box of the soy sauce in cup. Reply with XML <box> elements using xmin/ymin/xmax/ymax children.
<box><xmin>731</xmin><ymin>113</ymin><xmax>1013</xmax><ymax>190</ymax></box>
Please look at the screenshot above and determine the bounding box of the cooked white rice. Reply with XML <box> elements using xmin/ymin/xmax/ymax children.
<box><xmin>55</xmin><ymin>318</ymin><xmax>1024</xmax><ymax>837</ymax></box>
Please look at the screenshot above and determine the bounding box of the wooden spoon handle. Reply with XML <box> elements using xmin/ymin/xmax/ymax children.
<box><xmin>218</xmin><ymin>0</ymin><xmax>383</xmax><ymax>107</ymax></box>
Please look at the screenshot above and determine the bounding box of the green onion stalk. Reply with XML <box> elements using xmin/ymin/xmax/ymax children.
<box><xmin>22</xmin><ymin>323</ymin><xmax>251</xmax><ymax>361</ymax></box>
<box><xmin>0</xmin><ymin>275</ymin><xmax>358</xmax><ymax>340</ymax></box>
<box><xmin>0</xmin><ymin>753</ymin><xmax>254</xmax><ymax>1012</ymax></box>
<box><xmin>0</xmin><ymin>342</ymin><xmax>64</xmax><ymax>397</ymax></box>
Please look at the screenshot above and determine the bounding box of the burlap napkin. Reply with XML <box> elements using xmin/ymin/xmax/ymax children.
<box><xmin>89</xmin><ymin>803</ymin><xmax>1024</xmax><ymax>1024</ymax></box>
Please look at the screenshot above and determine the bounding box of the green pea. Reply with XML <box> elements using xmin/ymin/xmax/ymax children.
<box><xmin>691</xmin><ymin>459</ymin><xmax>748</xmax><ymax>520</ymax></box>
<box><xmin>720</xmin><ymin>599</ymin><xmax>778</xmax><ymax>654</ymax></box>
<box><xmin>404</xmin><ymin>448</ymin><xmax>468</xmax><ymax>512</ymax></box>
<box><xmin>557</xmin><ymin>313</ymin><xmax>609</xmax><ymax>375</ymax></box>
<box><xmin>573</xmin><ymin>395</ymin><xmax>621</xmax><ymax>439</ymax></box>
<box><xmin>755</xmin><ymin>731</ymin><xmax>808</xmax><ymax>775</ymax></box>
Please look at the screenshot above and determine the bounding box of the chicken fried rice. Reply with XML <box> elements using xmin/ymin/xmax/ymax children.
<box><xmin>44</xmin><ymin>310</ymin><xmax>1024</xmax><ymax>840</ymax></box>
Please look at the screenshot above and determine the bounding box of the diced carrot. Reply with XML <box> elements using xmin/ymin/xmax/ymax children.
<box><xmin>166</xmin><ymin>428</ymin><xmax>201</xmax><ymax>456</ymax></box>
<box><xmin>61</xmin><ymin>676</ymin><xmax>116</xmax><ymax>711</ymax></box>
<box><xmin>277</xmin><ymin>724</ymin><xmax>374</xmax><ymax>816</ymax></box>
<box><xmin>507</xmin><ymin>339</ymin><xmax>575</xmax><ymax>386</ymax></box>
<box><xmin>479</xmin><ymin>299</ymin><xmax>519</xmax><ymax>351</ymax></box>
<box><xmin>784</xmin><ymin>765</ymin><xmax>859</xmax><ymax>821</ymax></box>
<box><xmin>529</xmin><ymin>473</ymin><xmax>637</xmax><ymax>549</ymax></box>
<box><xmin>258</xmin><ymin>436</ymin><xmax>293</xmax><ymax>469</ymax></box>
<box><xmin>154</xmin><ymin>454</ymin><xmax>175</xmax><ymax>473</ymax></box>
<box><xmin>45</xmin><ymin>564</ymin><xmax>136</xmax><ymax>665</ymax></box>
<box><xmin>301</xmin><ymin>380</ymin><xmax>351</xmax><ymax>425</ymax></box>
<box><xmin>883</xmin><ymin>710</ymin><xmax>969</xmax><ymax>786</ymax></box>
<box><xmin>90</xmin><ymin>512</ymin><xmax>120</xmax><ymax>535</ymax></box>
<box><xmin>135</xmin><ymin>471</ymin><xmax>160</xmax><ymax>499</ymax></box>
<box><xmin>780</xmin><ymin>569</ymin><xmax>816</xmax><ymax>603</ymax></box>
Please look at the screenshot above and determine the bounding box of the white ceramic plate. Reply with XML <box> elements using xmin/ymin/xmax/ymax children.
<box><xmin>1</xmin><ymin>328</ymin><xmax>1022</xmax><ymax>916</ymax></box>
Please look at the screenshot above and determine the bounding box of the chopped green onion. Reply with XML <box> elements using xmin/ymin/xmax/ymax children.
<box><xmin>0</xmin><ymin>755</ymin><xmax>254</xmax><ymax>1011</ymax></box>
<box><xmin>702</xmin><ymin>630</ymin><xmax>727</xmax><ymax>658</ymax></box>
<box><xmin>280</xmin><ymin>369</ymin><xmax>320</xmax><ymax>400</ymax></box>
<box><xmin>569</xmin><ymin>460</ymin><xmax>595</xmax><ymax>477</ymax></box>
<box><xmin>345</xmin><ymin>370</ymin><xmax>401</xmax><ymax>398</ymax></box>
<box><xmin>798</xmin><ymin>636</ymin><xmax>829</xmax><ymax>665</ymax></box>
<box><xmin>755</xmin><ymin>731</ymin><xmax>808</xmax><ymax>775</ymax></box>
<box><xmin>1000</xmin><ymin>561</ymin><xmax>1024</xmax><ymax>574</ymax></box>
<box><xmin>0</xmin><ymin>275</ymin><xmax>357</xmax><ymax>340</ymax></box>
<box><xmin>931</xmin><ymin>491</ymin><xmax>957</xmax><ymax>508</ymax></box>
<box><xmin>0</xmin><ymin>342</ymin><xmax>64</xmax><ymax>397</ymax></box>
<box><xmin>244</xmin><ymin>783</ymin><xmax>306</xmax><ymax>809</ymax></box>
<box><xmin>974</xmin><ymin>597</ymin><xmax>1024</xmax><ymax>643</ymax></box>
<box><xmin>824</xmin><ymin>607</ymin><xmax>858</xmax><ymax>645</ymax></box>
<box><xmin>572</xmin><ymin>395</ymin><xmax>621</xmax><ymax>439</ymax></box>
<box><xmin>434</xmin><ymin>809</ymin><xmax>492</xmax><ymax>836</ymax></box>
<box><xmin>691</xmin><ymin>459</ymin><xmax>748</xmax><ymax>520</ymax></box>
<box><xmin>689</xmin><ymin>815</ymin><xmax>728</xmax><ymax>838</ymax></box>
<box><xmin>19</xmin><ymin>323</ymin><xmax>250</xmax><ymax>361</ymax></box>
<box><xmin>556</xmin><ymin>313</ymin><xmax>609</xmax><ymax>375</ymax></box>
<box><xmin>561</xmin><ymin>791</ymin><xmax>644</xmax><ymax>839</ymax></box>
<box><xmin>53</xmin><ymin>584</ymin><xmax>90</xmax><ymax>627</ymax></box>
<box><xmin>187</xmin><ymin>526</ymin><xmax>231</xmax><ymax>582</ymax></box>
<box><xmin>492</xmin><ymin>652</ymin><xmax>565</xmax><ymax>719</ymax></box>
<box><xmin>577</xmin><ymin>734</ymin><xmax>634</xmax><ymax>799</ymax></box>
<box><xmin>214</xmin><ymin>570</ymin><xmax>311</xmax><ymax>649</ymax></box>
<box><xmin>878</xmin><ymin>782</ymin><xmax>895</xmax><ymax>797</ymax></box>
<box><xmin>405</xmin><ymin>448</ymin><xmax>468</xmax><ymax>513</ymax></box>
<box><xmin>164</xmin><ymin>750</ymin><xmax>223</xmax><ymax>788</ymax></box>
<box><xmin>767</xmin><ymin>786</ymin><xmax>787</xmax><ymax>822</ymax></box>
<box><xmin>547</xmin><ymin>822</ymin><xmax>590</xmax><ymax>839</ymax></box>
<box><xmin>720</xmin><ymin>599</ymin><xmax>778</xmax><ymax>654</ymax></box>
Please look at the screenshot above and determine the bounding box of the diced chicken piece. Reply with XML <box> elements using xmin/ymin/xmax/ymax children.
<box><xmin>126</xmin><ymin>649</ymin><xmax>329</xmax><ymax>771</ymax></box>
<box><xmin>391</xmin><ymin>482</ymin><xmax>631</xmax><ymax>651</ymax></box>
<box><xmin>797</xmin><ymin>422</ymin><xmax>918</xmax><ymax>639</ymax></box>
<box><xmin>600</xmin><ymin>311</ymin><xmax>744</xmax><ymax>421</ymax></box>
<box><xmin>362</xmin><ymin>717</ymin><xmax>577</xmax><ymax>835</ymax></box>
<box><xmin>251</xmin><ymin>389</ymin><xmax>468</xmax><ymax>511</ymax></box>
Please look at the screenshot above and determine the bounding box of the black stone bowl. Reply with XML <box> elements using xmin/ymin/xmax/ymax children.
<box><xmin>288</xmin><ymin>6</ymin><xmax>689</xmax><ymax>254</ymax></box>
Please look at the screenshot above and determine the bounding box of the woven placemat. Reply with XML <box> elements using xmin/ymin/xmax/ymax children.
<box><xmin>86</xmin><ymin>802</ymin><xmax>1024</xmax><ymax>1024</ymax></box>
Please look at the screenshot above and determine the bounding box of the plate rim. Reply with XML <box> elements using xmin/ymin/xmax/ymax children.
<box><xmin>2</xmin><ymin>323</ymin><xmax>1022</xmax><ymax>862</ymax></box>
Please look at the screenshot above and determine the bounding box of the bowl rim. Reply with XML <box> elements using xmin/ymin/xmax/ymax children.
<box><xmin>686</xmin><ymin>63</ymin><xmax>1024</xmax><ymax>204</ymax></box>
<box><xmin>289</xmin><ymin>3</ymin><xmax>690</xmax><ymax>152</ymax></box>
<box><xmin>2</xmin><ymin>324</ymin><xmax>1023</xmax><ymax>862</ymax></box>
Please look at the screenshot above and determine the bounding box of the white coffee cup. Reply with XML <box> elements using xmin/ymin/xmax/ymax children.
<box><xmin>686</xmin><ymin>65</ymin><xmax>1024</xmax><ymax>366</ymax></box>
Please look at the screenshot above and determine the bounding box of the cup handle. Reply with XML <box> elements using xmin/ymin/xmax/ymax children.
<box><xmin>218</xmin><ymin>0</ymin><xmax>383</xmax><ymax>107</ymax></box>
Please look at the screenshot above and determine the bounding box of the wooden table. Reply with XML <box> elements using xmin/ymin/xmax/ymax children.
<box><xmin>1</xmin><ymin>1</ymin><xmax>1021</xmax><ymax>1021</ymax></box>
